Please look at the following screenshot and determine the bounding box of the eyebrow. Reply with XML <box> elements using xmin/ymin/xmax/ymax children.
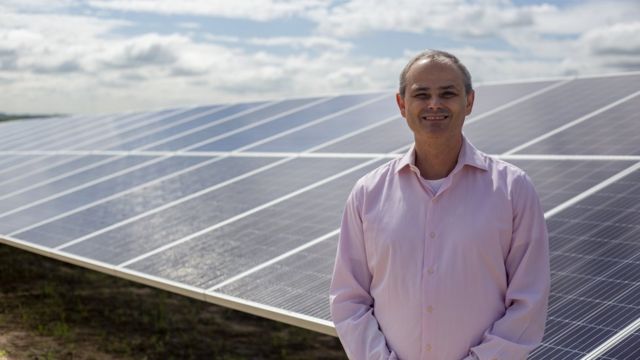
<box><xmin>411</xmin><ymin>84</ymin><xmax>459</xmax><ymax>92</ymax></box>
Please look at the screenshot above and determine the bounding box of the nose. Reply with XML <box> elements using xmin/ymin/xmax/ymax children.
<box><xmin>427</xmin><ymin>96</ymin><xmax>442</xmax><ymax>110</ymax></box>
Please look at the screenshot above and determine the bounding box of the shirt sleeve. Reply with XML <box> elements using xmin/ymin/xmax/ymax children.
<box><xmin>330</xmin><ymin>183</ymin><xmax>397</xmax><ymax>360</ymax></box>
<box><xmin>469</xmin><ymin>173</ymin><xmax>551</xmax><ymax>360</ymax></box>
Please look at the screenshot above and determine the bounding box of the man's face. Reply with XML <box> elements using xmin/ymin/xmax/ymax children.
<box><xmin>396</xmin><ymin>59</ymin><xmax>474</xmax><ymax>142</ymax></box>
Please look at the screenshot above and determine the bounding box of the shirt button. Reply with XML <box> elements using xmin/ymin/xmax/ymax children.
<box><xmin>425</xmin><ymin>344</ymin><xmax>432</xmax><ymax>352</ymax></box>
<box><xmin>427</xmin><ymin>268</ymin><xmax>435</xmax><ymax>275</ymax></box>
<box><xmin>426</xmin><ymin>305</ymin><xmax>433</xmax><ymax>313</ymax></box>
<box><xmin>429</xmin><ymin>232</ymin><xmax>436</xmax><ymax>239</ymax></box>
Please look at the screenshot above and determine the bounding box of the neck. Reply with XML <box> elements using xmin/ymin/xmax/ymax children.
<box><xmin>414</xmin><ymin>134</ymin><xmax>463</xmax><ymax>180</ymax></box>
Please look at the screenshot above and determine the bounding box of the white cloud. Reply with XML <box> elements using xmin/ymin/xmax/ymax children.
<box><xmin>581</xmin><ymin>22</ymin><xmax>640</xmax><ymax>56</ymax></box>
<box><xmin>97</xmin><ymin>34</ymin><xmax>187</xmax><ymax>69</ymax></box>
<box><xmin>533</xmin><ymin>0</ymin><xmax>640</xmax><ymax>35</ymax></box>
<box><xmin>247</xmin><ymin>36</ymin><xmax>353</xmax><ymax>51</ymax></box>
<box><xmin>1</xmin><ymin>0</ymin><xmax>639</xmax><ymax>115</ymax></box>
<box><xmin>562</xmin><ymin>21</ymin><xmax>640</xmax><ymax>73</ymax></box>
<box><xmin>309</xmin><ymin>0</ymin><xmax>546</xmax><ymax>38</ymax></box>
<box><xmin>87</xmin><ymin>0</ymin><xmax>329</xmax><ymax>21</ymax></box>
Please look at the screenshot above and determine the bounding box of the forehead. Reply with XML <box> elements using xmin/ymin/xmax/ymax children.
<box><xmin>405</xmin><ymin>59</ymin><xmax>465</xmax><ymax>90</ymax></box>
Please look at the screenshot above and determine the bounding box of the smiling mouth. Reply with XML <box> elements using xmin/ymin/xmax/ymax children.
<box><xmin>421</xmin><ymin>114</ymin><xmax>449</xmax><ymax>121</ymax></box>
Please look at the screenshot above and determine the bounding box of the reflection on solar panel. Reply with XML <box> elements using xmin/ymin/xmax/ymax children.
<box><xmin>1</xmin><ymin>73</ymin><xmax>640</xmax><ymax>359</ymax></box>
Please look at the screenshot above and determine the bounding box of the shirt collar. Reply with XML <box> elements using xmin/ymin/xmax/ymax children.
<box><xmin>395</xmin><ymin>134</ymin><xmax>489</xmax><ymax>174</ymax></box>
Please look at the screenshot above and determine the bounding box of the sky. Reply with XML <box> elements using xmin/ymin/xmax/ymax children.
<box><xmin>1</xmin><ymin>0</ymin><xmax>639</xmax><ymax>115</ymax></box>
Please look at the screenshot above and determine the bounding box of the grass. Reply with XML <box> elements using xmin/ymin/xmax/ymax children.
<box><xmin>0</xmin><ymin>243</ymin><xmax>347</xmax><ymax>359</ymax></box>
<box><xmin>0</xmin><ymin>114</ymin><xmax>59</xmax><ymax>123</ymax></box>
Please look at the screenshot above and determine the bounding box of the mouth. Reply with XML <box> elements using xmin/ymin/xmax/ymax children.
<box><xmin>420</xmin><ymin>114</ymin><xmax>449</xmax><ymax>121</ymax></box>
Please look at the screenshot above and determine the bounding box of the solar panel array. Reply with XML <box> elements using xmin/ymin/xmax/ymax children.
<box><xmin>1</xmin><ymin>72</ymin><xmax>640</xmax><ymax>359</ymax></box>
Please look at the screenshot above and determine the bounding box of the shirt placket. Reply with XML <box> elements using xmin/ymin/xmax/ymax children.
<box><xmin>421</xmin><ymin>183</ymin><xmax>440</xmax><ymax>359</ymax></box>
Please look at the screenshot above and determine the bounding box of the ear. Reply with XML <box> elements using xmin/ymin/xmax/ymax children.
<box><xmin>396</xmin><ymin>93</ymin><xmax>406</xmax><ymax>118</ymax></box>
<box><xmin>465</xmin><ymin>90</ymin><xmax>475</xmax><ymax>116</ymax></box>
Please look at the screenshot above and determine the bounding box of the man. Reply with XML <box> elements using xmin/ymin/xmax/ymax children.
<box><xmin>329</xmin><ymin>50</ymin><xmax>550</xmax><ymax>360</ymax></box>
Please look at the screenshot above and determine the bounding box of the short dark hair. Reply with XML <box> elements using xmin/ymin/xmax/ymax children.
<box><xmin>398</xmin><ymin>49</ymin><xmax>473</xmax><ymax>97</ymax></box>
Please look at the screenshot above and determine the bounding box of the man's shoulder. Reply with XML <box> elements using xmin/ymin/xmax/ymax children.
<box><xmin>485</xmin><ymin>155</ymin><xmax>528</xmax><ymax>177</ymax></box>
<box><xmin>483</xmin><ymin>154</ymin><xmax>537</xmax><ymax>193</ymax></box>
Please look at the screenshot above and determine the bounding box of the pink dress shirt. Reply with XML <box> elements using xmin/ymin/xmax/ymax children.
<box><xmin>330</xmin><ymin>136</ymin><xmax>550</xmax><ymax>360</ymax></box>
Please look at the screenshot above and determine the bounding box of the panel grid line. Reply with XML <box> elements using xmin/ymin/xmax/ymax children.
<box><xmin>503</xmin><ymin>89</ymin><xmax>640</xmax><ymax>155</ymax></box>
<box><xmin>49</xmin><ymin>114</ymin><xmax>412</xmax><ymax>251</ymax></box>
<box><xmin>2</xmin><ymin>73</ymin><xmax>640</xmax><ymax>355</ymax></box>
<box><xmin>8</xmin><ymin>156</ymin><xmax>223</xmax><ymax>237</ymax></box>
<box><xmin>116</xmin><ymin>156</ymin><xmax>384</xmax><ymax>268</ymax></box>
<box><xmin>176</xmin><ymin>97</ymin><xmax>334</xmax><ymax>151</ymax></box>
<box><xmin>199</xmin><ymin>160</ymin><xmax>640</xmax><ymax>313</ymax></box>
<box><xmin>0</xmin><ymin>156</ymin><xmax>169</xmax><ymax>219</ymax></box>
<box><xmin>530</xmin><ymin>167</ymin><xmax>640</xmax><ymax>357</ymax></box>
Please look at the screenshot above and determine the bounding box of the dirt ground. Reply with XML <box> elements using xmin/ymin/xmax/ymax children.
<box><xmin>0</xmin><ymin>244</ymin><xmax>347</xmax><ymax>359</ymax></box>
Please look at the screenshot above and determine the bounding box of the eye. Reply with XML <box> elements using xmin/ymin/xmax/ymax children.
<box><xmin>441</xmin><ymin>91</ymin><xmax>457</xmax><ymax>98</ymax></box>
<box><xmin>414</xmin><ymin>93</ymin><xmax>429</xmax><ymax>99</ymax></box>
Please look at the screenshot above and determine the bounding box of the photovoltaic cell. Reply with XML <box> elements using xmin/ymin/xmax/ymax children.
<box><xmin>192</xmin><ymin>93</ymin><xmax>382</xmax><ymax>152</ymax></box>
<box><xmin>107</xmin><ymin>103</ymin><xmax>263</xmax><ymax>151</ymax></box>
<box><xmin>0</xmin><ymin>156</ymin><xmax>206</xmax><ymax>234</ymax></box>
<box><xmin>196</xmin><ymin>160</ymin><xmax>639</xmax><ymax>333</ymax></box>
<box><xmin>73</xmin><ymin>106</ymin><xmax>222</xmax><ymax>150</ymax></box>
<box><xmin>515</xmin><ymin>95</ymin><xmax>640</xmax><ymax>155</ymax></box>
<box><xmin>464</xmin><ymin>74</ymin><xmax>640</xmax><ymax>154</ymax></box>
<box><xmin>14</xmin><ymin>156</ymin><xmax>279</xmax><ymax>247</ymax></box>
<box><xmin>506</xmin><ymin>159</ymin><xmax>635</xmax><ymax>211</ymax></box>
<box><xmin>61</xmin><ymin>157</ymin><xmax>365</xmax><ymax>265</ymax></box>
<box><xmin>126</xmin><ymin>159</ymin><xmax>384</xmax><ymax>289</ymax></box>
<box><xmin>529</xmin><ymin>169</ymin><xmax>640</xmax><ymax>359</ymax></box>
<box><xmin>0</xmin><ymin>156</ymin><xmax>149</xmax><ymax>214</ymax></box>
<box><xmin>470</xmin><ymin>80</ymin><xmax>560</xmax><ymax>115</ymax></box>
<box><xmin>0</xmin><ymin>155</ymin><xmax>108</xmax><ymax>196</ymax></box>
<box><xmin>600</xmin><ymin>332</ymin><xmax>640</xmax><ymax>360</ymax></box>
<box><xmin>0</xmin><ymin>115</ymin><xmax>86</xmax><ymax>150</ymax></box>
<box><xmin>216</xmin><ymin>238</ymin><xmax>339</xmax><ymax>321</ymax></box>
<box><xmin>146</xmin><ymin>98</ymin><xmax>319</xmax><ymax>151</ymax></box>
<box><xmin>13</xmin><ymin>110</ymin><xmax>175</xmax><ymax>151</ymax></box>
<box><xmin>0</xmin><ymin>155</ymin><xmax>39</xmax><ymax>173</ymax></box>
<box><xmin>248</xmin><ymin>95</ymin><xmax>397</xmax><ymax>152</ymax></box>
<box><xmin>316</xmin><ymin>81</ymin><xmax>562</xmax><ymax>154</ymax></box>
<box><xmin>0</xmin><ymin>155</ymin><xmax>72</xmax><ymax>182</ymax></box>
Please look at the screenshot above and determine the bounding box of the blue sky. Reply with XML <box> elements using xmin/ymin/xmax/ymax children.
<box><xmin>1</xmin><ymin>0</ymin><xmax>639</xmax><ymax>114</ymax></box>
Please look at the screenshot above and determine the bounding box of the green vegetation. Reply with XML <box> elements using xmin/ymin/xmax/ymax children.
<box><xmin>0</xmin><ymin>244</ymin><xmax>346</xmax><ymax>359</ymax></box>
<box><xmin>0</xmin><ymin>113</ymin><xmax>59</xmax><ymax>123</ymax></box>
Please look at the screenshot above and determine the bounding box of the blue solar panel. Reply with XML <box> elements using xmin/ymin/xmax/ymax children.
<box><xmin>1</xmin><ymin>73</ymin><xmax>639</xmax><ymax>357</ymax></box>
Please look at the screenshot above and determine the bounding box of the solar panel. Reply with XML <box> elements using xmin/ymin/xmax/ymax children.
<box><xmin>1</xmin><ymin>72</ymin><xmax>640</xmax><ymax>358</ymax></box>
